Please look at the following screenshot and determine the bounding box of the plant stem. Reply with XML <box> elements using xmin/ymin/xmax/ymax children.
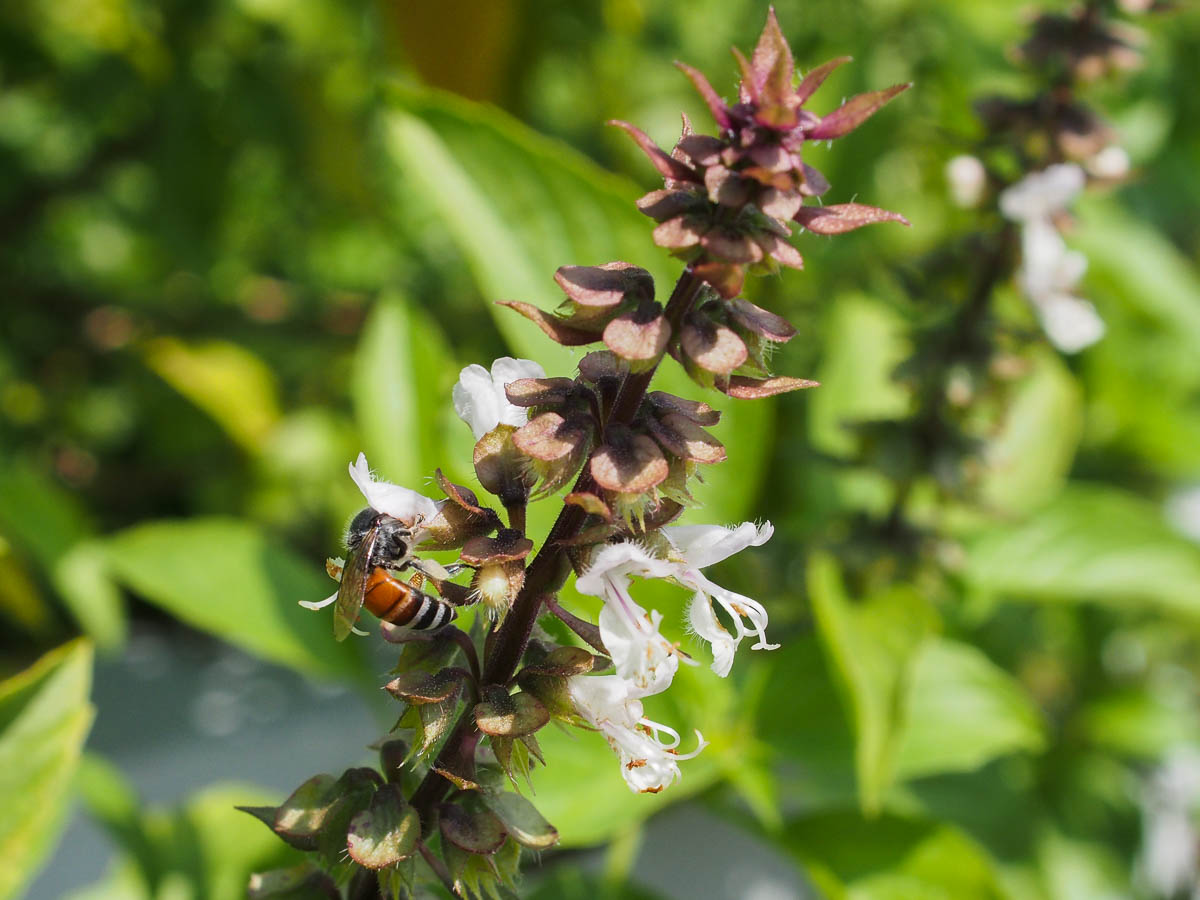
<box><xmin>409</xmin><ymin>266</ymin><xmax>704</xmax><ymax>826</ymax></box>
<box><xmin>419</xmin><ymin>841</ymin><xmax>459</xmax><ymax>896</ymax></box>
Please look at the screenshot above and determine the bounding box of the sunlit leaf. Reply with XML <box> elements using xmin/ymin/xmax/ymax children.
<box><xmin>0</xmin><ymin>640</ymin><xmax>94</xmax><ymax>900</ymax></box>
<box><xmin>808</xmin><ymin>294</ymin><xmax>910</xmax><ymax>458</ymax></box>
<box><xmin>782</xmin><ymin>811</ymin><xmax>1007</xmax><ymax>900</ymax></box>
<box><xmin>1036</xmin><ymin>827</ymin><xmax>1130</xmax><ymax>900</ymax></box>
<box><xmin>352</xmin><ymin>293</ymin><xmax>456</xmax><ymax>490</ymax></box>
<box><xmin>808</xmin><ymin>553</ymin><xmax>936</xmax><ymax>814</ymax></box>
<box><xmin>53</xmin><ymin>542</ymin><xmax>127</xmax><ymax>652</ymax></box>
<box><xmin>975</xmin><ymin>351</ymin><xmax>1082</xmax><ymax>519</ymax></box>
<box><xmin>0</xmin><ymin>462</ymin><xmax>123</xmax><ymax>648</ymax></box>
<box><xmin>964</xmin><ymin>486</ymin><xmax>1200</xmax><ymax>621</ymax></box>
<box><xmin>142</xmin><ymin>337</ymin><xmax>282</xmax><ymax>454</ymax></box>
<box><xmin>103</xmin><ymin>519</ymin><xmax>368</xmax><ymax>683</ymax></box>
<box><xmin>895</xmin><ymin>639</ymin><xmax>1045</xmax><ymax>780</ymax></box>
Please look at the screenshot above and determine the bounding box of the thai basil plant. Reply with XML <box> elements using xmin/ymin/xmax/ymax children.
<box><xmin>241</xmin><ymin>12</ymin><xmax>912</xmax><ymax>898</ymax></box>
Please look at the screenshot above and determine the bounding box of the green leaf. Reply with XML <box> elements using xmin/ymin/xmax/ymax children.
<box><xmin>1036</xmin><ymin>827</ymin><xmax>1130</xmax><ymax>900</ymax></box>
<box><xmin>185</xmin><ymin>784</ymin><xmax>307</xmax><ymax>900</ymax></box>
<box><xmin>52</xmin><ymin>542</ymin><xmax>127</xmax><ymax>652</ymax></box>
<box><xmin>269</xmin><ymin>774</ymin><xmax>341</xmax><ymax>851</ymax></box>
<box><xmin>345</xmin><ymin>785</ymin><xmax>420</xmax><ymax>869</ymax></box>
<box><xmin>964</xmin><ymin>486</ymin><xmax>1200</xmax><ymax>621</ymax></box>
<box><xmin>379</xmin><ymin>85</ymin><xmax>771</xmax><ymax>522</ymax></box>
<box><xmin>808</xmin><ymin>553</ymin><xmax>936</xmax><ymax>814</ymax></box>
<box><xmin>352</xmin><ymin>293</ymin><xmax>455</xmax><ymax>490</ymax></box>
<box><xmin>808</xmin><ymin>294</ymin><xmax>911</xmax><ymax>458</ymax></box>
<box><xmin>481</xmin><ymin>791</ymin><xmax>558</xmax><ymax>850</ymax></box>
<box><xmin>757</xmin><ymin>632</ymin><xmax>859</xmax><ymax>814</ymax></box>
<box><xmin>894</xmin><ymin>639</ymin><xmax>1045</xmax><ymax>781</ymax></box>
<box><xmin>0</xmin><ymin>640</ymin><xmax>95</xmax><ymax>900</ymax></box>
<box><xmin>76</xmin><ymin>754</ymin><xmax>159</xmax><ymax>888</ymax></box>
<box><xmin>781</xmin><ymin>811</ymin><xmax>1008</xmax><ymax>900</ymax></box>
<box><xmin>1073</xmin><ymin>196</ymin><xmax>1200</xmax><ymax>476</ymax></box>
<box><xmin>248</xmin><ymin>864</ymin><xmax>339</xmax><ymax>899</ymax></box>
<box><xmin>974</xmin><ymin>351</ymin><xmax>1082</xmax><ymax>519</ymax></box>
<box><xmin>1072</xmin><ymin>687</ymin><xmax>1200</xmax><ymax>760</ymax></box>
<box><xmin>0</xmin><ymin>462</ymin><xmax>124</xmax><ymax>649</ymax></box>
<box><xmin>142</xmin><ymin>337</ymin><xmax>282</xmax><ymax>454</ymax></box>
<box><xmin>102</xmin><ymin>518</ymin><xmax>368</xmax><ymax>682</ymax></box>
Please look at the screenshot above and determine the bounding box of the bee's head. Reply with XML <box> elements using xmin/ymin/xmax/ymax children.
<box><xmin>345</xmin><ymin>507</ymin><xmax>381</xmax><ymax>550</ymax></box>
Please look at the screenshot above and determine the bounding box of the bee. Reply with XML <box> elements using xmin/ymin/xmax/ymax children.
<box><xmin>331</xmin><ymin>507</ymin><xmax>457</xmax><ymax>641</ymax></box>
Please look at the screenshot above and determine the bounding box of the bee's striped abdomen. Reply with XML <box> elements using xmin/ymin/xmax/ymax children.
<box><xmin>363</xmin><ymin>567</ymin><xmax>456</xmax><ymax>632</ymax></box>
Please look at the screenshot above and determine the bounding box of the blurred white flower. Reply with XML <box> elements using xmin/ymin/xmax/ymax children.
<box><xmin>452</xmin><ymin>357</ymin><xmax>546</xmax><ymax>440</ymax></box>
<box><xmin>1036</xmin><ymin>293</ymin><xmax>1107</xmax><ymax>354</ymax></box>
<box><xmin>1166</xmin><ymin>485</ymin><xmax>1200</xmax><ymax>544</ymax></box>
<box><xmin>999</xmin><ymin>163</ymin><xmax>1085</xmax><ymax>222</ymax></box>
<box><xmin>1087</xmin><ymin>145</ymin><xmax>1132</xmax><ymax>180</ymax></box>
<box><xmin>576</xmin><ymin>541</ymin><xmax>687</xmax><ymax>697</ymax></box>
<box><xmin>946</xmin><ymin>154</ymin><xmax>987</xmax><ymax>208</ymax></box>
<box><xmin>348</xmin><ymin>452</ymin><xmax>439</xmax><ymax>524</ymax></box>
<box><xmin>1140</xmin><ymin>750</ymin><xmax>1200</xmax><ymax>899</ymax></box>
<box><xmin>664</xmin><ymin>522</ymin><xmax>779</xmax><ymax>677</ymax></box>
<box><xmin>1000</xmin><ymin>164</ymin><xmax>1105</xmax><ymax>354</ymax></box>
<box><xmin>567</xmin><ymin>674</ymin><xmax>706</xmax><ymax>794</ymax></box>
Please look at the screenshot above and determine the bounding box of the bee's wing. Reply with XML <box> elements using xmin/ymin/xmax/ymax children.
<box><xmin>334</xmin><ymin>527</ymin><xmax>376</xmax><ymax>641</ymax></box>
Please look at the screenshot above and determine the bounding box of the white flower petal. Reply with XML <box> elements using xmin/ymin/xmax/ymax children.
<box><xmin>348</xmin><ymin>453</ymin><xmax>439</xmax><ymax>523</ymax></box>
<box><xmin>1086</xmin><ymin>145</ymin><xmax>1130</xmax><ymax>180</ymax></box>
<box><xmin>687</xmin><ymin>589</ymin><xmax>737</xmax><ymax>677</ymax></box>
<box><xmin>490</xmin><ymin>357</ymin><xmax>546</xmax><ymax>428</ymax></box>
<box><xmin>999</xmin><ymin>163</ymin><xmax>1085</xmax><ymax>222</ymax></box>
<box><xmin>452</xmin><ymin>364</ymin><xmax>504</xmax><ymax>440</ymax></box>
<box><xmin>946</xmin><ymin>154</ymin><xmax>986</xmax><ymax>208</ymax></box>
<box><xmin>452</xmin><ymin>357</ymin><xmax>545</xmax><ymax>439</ymax></box>
<box><xmin>567</xmin><ymin>674</ymin><xmax>703</xmax><ymax>794</ymax></box>
<box><xmin>575</xmin><ymin>541</ymin><xmax>675</xmax><ymax>596</ymax></box>
<box><xmin>662</xmin><ymin>521</ymin><xmax>773</xmax><ymax>569</ymax></box>
<box><xmin>598</xmin><ymin>595</ymin><xmax>680</xmax><ymax>697</ymax></box>
<box><xmin>1036</xmin><ymin>294</ymin><xmax>1106</xmax><ymax>354</ymax></box>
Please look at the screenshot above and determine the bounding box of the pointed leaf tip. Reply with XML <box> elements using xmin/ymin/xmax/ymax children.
<box><xmin>808</xmin><ymin>83</ymin><xmax>910</xmax><ymax>141</ymax></box>
<box><xmin>675</xmin><ymin>62</ymin><xmax>732</xmax><ymax>129</ymax></box>
<box><xmin>795</xmin><ymin>203</ymin><xmax>911</xmax><ymax>234</ymax></box>
<box><xmin>795</xmin><ymin>56</ymin><xmax>854</xmax><ymax>104</ymax></box>
<box><xmin>609</xmin><ymin>120</ymin><xmax>701</xmax><ymax>184</ymax></box>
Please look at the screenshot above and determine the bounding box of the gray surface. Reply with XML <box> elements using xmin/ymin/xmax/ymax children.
<box><xmin>27</xmin><ymin>626</ymin><xmax>381</xmax><ymax>900</ymax></box>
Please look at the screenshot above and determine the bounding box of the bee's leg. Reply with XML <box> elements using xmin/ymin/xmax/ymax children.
<box><xmin>411</xmin><ymin>557</ymin><xmax>459</xmax><ymax>581</ymax></box>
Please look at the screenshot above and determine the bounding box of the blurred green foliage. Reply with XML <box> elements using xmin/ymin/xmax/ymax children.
<box><xmin>1</xmin><ymin>0</ymin><xmax>1198</xmax><ymax>897</ymax></box>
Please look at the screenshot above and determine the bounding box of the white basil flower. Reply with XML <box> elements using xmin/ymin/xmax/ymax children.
<box><xmin>567</xmin><ymin>674</ymin><xmax>706</xmax><ymax>794</ymax></box>
<box><xmin>348</xmin><ymin>452</ymin><xmax>439</xmax><ymax>525</ymax></box>
<box><xmin>452</xmin><ymin>357</ymin><xmax>546</xmax><ymax>440</ymax></box>
<box><xmin>576</xmin><ymin>542</ymin><xmax>689</xmax><ymax>697</ymax></box>
<box><xmin>1086</xmin><ymin>145</ymin><xmax>1130</xmax><ymax>180</ymax></box>
<box><xmin>1139</xmin><ymin>751</ymin><xmax>1200</xmax><ymax>898</ymax></box>
<box><xmin>663</xmin><ymin>522</ymin><xmax>779</xmax><ymax>677</ymax></box>
<box><xmin>945</xmin><ymin>154</ymin><xmax>986</xmax><ymax>208</ymax></box>
<box><xmin>999</xmin><ymin>163</ymin><xmax>1085</xmax><ymax>223</ymax></box>
<box><xmin>999</xmin><ymin>164</ymin><xmax>1104</xmax><ymax>354</ymax></box>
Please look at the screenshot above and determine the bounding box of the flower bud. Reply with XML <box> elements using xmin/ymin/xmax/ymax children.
<box><xmin>511</xmin><ymin>411</ymin><xmax>594</xmax><ymax>497</ymax></box>
<box><xmin>498</xmin><ymin>262</ymin><xmax>657</xmax><ymax>349</ymax></box>
<box><xmin>460</xmin><ymin>530</ymin><xmax>534</xmax><ymax>621</ymax></box>
<box><xmin>419</xmin><ymin>470</ymin><xmax>502</xmax><ymax>550</ymax></box>
<box><xmin>472</xmin><ymin>425</ymin><xmax>537</xmax><ymax>508</ymax></box>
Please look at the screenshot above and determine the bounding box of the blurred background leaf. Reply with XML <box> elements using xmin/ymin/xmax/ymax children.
<box><xmin>0</xmin><ymin>641</ymin><xmax>93</xmax><ymax>900</ymax></box>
